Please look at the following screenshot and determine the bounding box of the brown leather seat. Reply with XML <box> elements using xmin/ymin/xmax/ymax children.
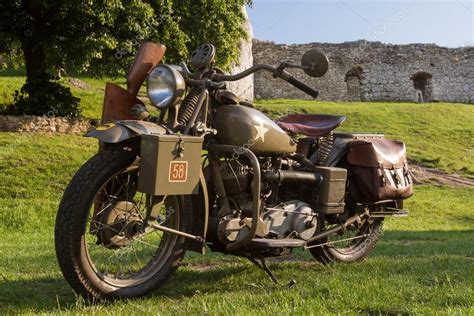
<box><xmin>277</xmin><ymin>114</ymin><xmax>347</xmax><ymax>137</ymax></box>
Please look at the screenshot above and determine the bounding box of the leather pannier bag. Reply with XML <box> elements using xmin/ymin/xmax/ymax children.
<box><xmin>346</xmin><ymin>139</ymin><xmax>413</xmax><ymax>203</ymax></box>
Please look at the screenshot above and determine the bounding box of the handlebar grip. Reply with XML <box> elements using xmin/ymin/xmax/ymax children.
<box><xmin>286</xmin><ymin>76</ymin><xmax>319</xmax><ymax>99</ymax></box>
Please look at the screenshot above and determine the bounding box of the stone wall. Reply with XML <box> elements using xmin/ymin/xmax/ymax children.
<box><xmin>227</xmin><ymin>7</ymin><xmax>254</xmax><ymax>101</ymax></box>
<box><xmin>0</xmin><ymin>115</ymin><xmax>93</xmax><ymax>133</ymax></box>
<box><xmin>253</xmin><ymin>39</ymin><xmax>473</xmax><ymax>103</ymax></box>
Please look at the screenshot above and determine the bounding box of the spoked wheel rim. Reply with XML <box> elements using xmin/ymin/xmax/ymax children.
<box><xmin>82</xmin><ymin>164</ymin><xmax>181</xmax><ymax>288</ymax></box>
<box><xmin>324</xmin><ymin>219</ymin><xmax>378</xmax><ymax>255</ymax></box>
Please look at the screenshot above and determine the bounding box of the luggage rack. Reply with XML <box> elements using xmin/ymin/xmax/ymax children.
<box><xmin>332</xmin><ymin>132</ymin><xmax>384</xmax><ymax>140</ymax></box>
<box><xmin>355</xmin><ymin>200</ymin><xmax>410</xmax><ymax>218</ymax></box>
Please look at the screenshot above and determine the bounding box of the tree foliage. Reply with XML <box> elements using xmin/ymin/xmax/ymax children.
<box><xmin>0</xmin><ymin>0</ymin><xmax>252</xmax><ymax>116</ymax></box>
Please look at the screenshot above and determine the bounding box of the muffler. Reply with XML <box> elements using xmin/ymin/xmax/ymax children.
<box><xmin>264</xmin><ymin>166</ymin><xmax>347</xmax><ymax>214</ymax></box>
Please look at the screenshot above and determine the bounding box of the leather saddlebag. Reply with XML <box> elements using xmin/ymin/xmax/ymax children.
<box><xmin>347</xmin><ymin>139</ymin><xmax>413</xmax><ymax>203</ymax></box>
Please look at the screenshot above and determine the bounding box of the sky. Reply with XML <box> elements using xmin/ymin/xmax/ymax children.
<box><xmin>247</xmin><ymin>0</ymin><xmax>474</xmax><ymax>47</ymax></box>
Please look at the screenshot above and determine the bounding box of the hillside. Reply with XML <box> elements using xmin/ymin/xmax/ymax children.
<box><xmin>2</xmin><ymin>73</ymin><xmax>473</xmax><ymax>176</ymax></box>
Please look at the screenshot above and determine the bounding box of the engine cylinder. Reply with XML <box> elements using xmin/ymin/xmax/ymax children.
<box><xmin>220</xmin><ymin>161</ymin><xmax>249</xmax><ymax>196</ymax></box>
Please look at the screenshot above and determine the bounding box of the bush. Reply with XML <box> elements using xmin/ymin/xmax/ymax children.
<box><xmin>5</xmin><ymin>74</ymin><xmax>81</xmax><ymax>118</ymax></box>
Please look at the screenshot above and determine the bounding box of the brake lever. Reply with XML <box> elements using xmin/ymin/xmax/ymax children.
<box><xmin>274</xmin><ymin>62</ymin><xmax>287</xmax><ymax>78</ymax></box>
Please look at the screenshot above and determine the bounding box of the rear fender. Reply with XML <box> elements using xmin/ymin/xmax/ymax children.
<box><xmin>85</xmin><ymin>120</ymin><xmax>167</xmax><ymax>143</ymax></box>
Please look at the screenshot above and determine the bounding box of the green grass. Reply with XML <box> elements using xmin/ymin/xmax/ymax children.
<box><xmin>258</xmin><ymin>99</ymin><xmax>474</xmax><ymax>176</ymax></box>
<box><xmin>0</xmin><ymin>71</ymin><xmax>135</xmax><ymax>119</ymax></box>
<box><xmin>1</xmin><ymin>74</ymin><xmax>473</xmax><ymax>313</ymax></box>
<box><xmin>0</xmin><ymin>133</ymin><xmax>473</xmax><ymax>314</ymax></box>
<box><xmin>2</xmin><ymin>73</ymin><xmax>473</xmax><ymax>175</ymax></box>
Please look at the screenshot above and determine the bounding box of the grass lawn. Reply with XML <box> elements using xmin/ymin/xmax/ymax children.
<box><xmin>0</xmin><ymin>74</ymin><xmax>473</xmax><ymax>314</ymax></box>
<box><xmin>0</xmin><ymin>132</ymin><xmax>473</xmax><ymax>314</ymax></box>
<box><xmin>2</xmin><ymin>72</ymin><xmax>473</xmax><ymax>176</ymax></box>
<box><xmin>259</xmin><ymin>100</ymin><xmax>474</xmax><ymax>177</ymax></box>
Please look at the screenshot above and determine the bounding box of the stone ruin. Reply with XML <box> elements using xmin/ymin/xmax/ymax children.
<box><xmin>227</xmin><ymin>7</ymin><xmax>254</xmax><ymax>101</ymax></box>
<box><xmin>252</xmin><ymin>39</ymin><xmax>473</xmax><ymax>103</ymax></box>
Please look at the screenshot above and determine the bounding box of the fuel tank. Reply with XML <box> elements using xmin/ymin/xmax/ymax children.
<box><xmin>215</xmin><ymin>105</ymin><xmax>297</xmax><ymax>154</ymax></box>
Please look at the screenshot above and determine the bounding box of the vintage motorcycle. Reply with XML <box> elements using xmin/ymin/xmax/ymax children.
<box><xmin>55</xmin><ymin>42</ymin><xmax>413</xmax><ymax>300</ymax></box>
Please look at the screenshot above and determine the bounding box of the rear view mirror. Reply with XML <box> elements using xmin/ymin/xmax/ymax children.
<box><xmin>301</xmin><ymin>49</ymin><xmax>329</xmax><ymax>78</ymax></box>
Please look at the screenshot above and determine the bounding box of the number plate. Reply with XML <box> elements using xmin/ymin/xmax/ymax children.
<box><xmin>169</xmin><ymin>161</ymin><xmax>188</xmax><ymax>182</ymax></box>
<box><xmin>139</xmin><ymin>134</ymin><xmax>202</xmax><ymax>195</ymax></box>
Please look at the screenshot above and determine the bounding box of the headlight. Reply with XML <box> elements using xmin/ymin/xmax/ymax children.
<box><xmin>147</xmin><ymin>64</ymin><xmax>185</xmax><ymax>109</ymax></box>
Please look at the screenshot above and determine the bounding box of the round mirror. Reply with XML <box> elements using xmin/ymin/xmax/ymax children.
<box><xmin>190</xmin><ymin>43</ymin><xmax>216</xmax><ymax>69</ymax></box>
<box><xmin>301</xmin><ymin>49</ymin><xmax>329</xmax><ymax>78</ymax></box>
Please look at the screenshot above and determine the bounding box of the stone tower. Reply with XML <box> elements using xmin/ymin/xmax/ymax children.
<box><xmin>226</xmin><ymin>6</ymin><xmax>254</xmax><ymax>101</ymax></box>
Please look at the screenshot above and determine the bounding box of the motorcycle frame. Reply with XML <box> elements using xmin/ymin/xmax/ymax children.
<box><xmin>206</xmin><ymin>144</ymin><xmax>262</xmax><ymax>251</ymax></box>
<box><xmin>87</xmin><ymin>42</ymin><xmax>408</xmax><ymax>254</ymax></box>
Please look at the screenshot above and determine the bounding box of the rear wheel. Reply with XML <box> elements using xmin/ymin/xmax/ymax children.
<box><xmin>309</xmin><ymin>216</ymin><xmax>383</xmax><ymax>264</ymax></box>
<box><xmin>55</xmin><ymin>148</ymin><xmax>191</xmax><ymax>300</ymax></box>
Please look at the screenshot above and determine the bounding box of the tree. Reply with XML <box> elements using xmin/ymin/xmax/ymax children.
<box><xmin>157</xmin><ymin>0</ymin><xmax>251</xmax><ymax>69</ymax></box>
<box><xmin>0</xmin><ymin>0</ymin><xmax>251</xmax><ymax>117</ymax></box>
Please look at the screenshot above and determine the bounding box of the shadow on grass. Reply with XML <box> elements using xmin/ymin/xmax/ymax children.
<box><xmin>0</xmin><ymin>265</ymin><xmax>249</xmax><ymax>313</ymax></box>
<box><xmin>0</xmin><ymin>68</ymin><xmax>26</xmax><ymax>77</ymax></box>
<box><xmin>0</xmin><ymin>275</ymin><xmax>75</xmax><ymax>313</ymax></box>
<box><xmin>1</xmin><ymin>230</ymin><xmax>473</xmax><ymax>313</ymax></box>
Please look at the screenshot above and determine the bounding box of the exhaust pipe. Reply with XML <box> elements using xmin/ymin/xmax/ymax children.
<box><xmin>263</xmin><ymin>170</ymin><xmax>323</xmax><ymax>184</ymax></box>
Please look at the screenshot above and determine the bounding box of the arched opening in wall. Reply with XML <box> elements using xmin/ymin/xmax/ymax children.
<box><xmin>345</xmin><ymin>66</ymin><xmax>364</xmax><ymax>102</ymax></box>
<box><xmin>411</xmin><ymin>71</ymin><xmax>433</xmax><ymax>102</ymax></box>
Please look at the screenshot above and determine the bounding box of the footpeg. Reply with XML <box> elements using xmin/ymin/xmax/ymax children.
<box><xmin>247</xmin><ymin>238</ymin><xmax>305</xmax><ymax>249</ymax></box>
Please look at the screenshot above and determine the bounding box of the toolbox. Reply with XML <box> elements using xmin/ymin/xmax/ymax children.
<box><xmin>138</xmin><ymin>134</ymin><xmax>204</xmax><ymax>196</ymax></box>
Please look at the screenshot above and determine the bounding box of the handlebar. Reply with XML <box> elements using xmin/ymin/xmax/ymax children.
<box><xmin>211</xmin><ymin>64</ymin><xmax>276</xmax><ymax>82</ymax></box>
<box><xmin>179</xmin><ymin>61</ymin><xmax>319</xmax><ymax>99</ymax></box>
<box><xmin>211</xmin><ymin>64</ymin><xmax>319</xmax><ymax>99</ymax></box>
<box><xmin>286</xmin><ymin>76</ymin><xmax>319</xmax><ymax>99</ymax></box>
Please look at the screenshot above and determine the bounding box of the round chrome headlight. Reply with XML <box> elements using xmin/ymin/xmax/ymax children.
<box><xmin>147</xmin><ymin>64</ymin><xmax>185</xmax><ymax>109</ymax></box>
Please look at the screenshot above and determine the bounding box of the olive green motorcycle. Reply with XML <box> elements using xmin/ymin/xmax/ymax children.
<box><xmin>55</xmin><ymin>42</ymin><xmax>413</xmax><ymax>300</ymax></box>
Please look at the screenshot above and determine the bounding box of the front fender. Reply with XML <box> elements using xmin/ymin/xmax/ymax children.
<box><xmin>85</xmin><ymin>120</ymin><xmax>167</xmax><ymax>143</ymax></box>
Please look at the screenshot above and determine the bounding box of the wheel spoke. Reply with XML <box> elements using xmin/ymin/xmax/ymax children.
<box><xmin>325</xmin><ymin>218</ymin><xmax>377</xmax><ymax>253</ymax></box>
<box><xmin>84</xmin><ymin>166</ymin><xmax>180</xmax><ymax>284</ymax></box>
<box><xmin>306</xmin><ymin>234</ymin><xmax>370</xmax><ymax>249</ymax></box>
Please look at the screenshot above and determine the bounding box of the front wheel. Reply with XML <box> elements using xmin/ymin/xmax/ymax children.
<box><xmin>55</xmin><ymin>148</ymin><xmax>191</xmax><ymax>300</ymax></box>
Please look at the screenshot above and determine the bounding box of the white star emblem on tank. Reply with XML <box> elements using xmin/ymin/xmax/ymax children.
<box><xmin>254</xmin><ymin>121</ymin><xmax>269</xmax><ymax>142</ymax></box>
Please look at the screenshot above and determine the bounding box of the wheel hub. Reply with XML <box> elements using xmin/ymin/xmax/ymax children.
<box><xmin>97</xmin><ymin>201</ymin><xmax>143</xmax><ymax>248</ymax></box>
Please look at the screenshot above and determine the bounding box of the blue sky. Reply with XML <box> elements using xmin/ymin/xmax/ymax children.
<box><xmin>247</xmin><ymin>0</ymin><xmax>473</xmax><ymax>47</ymax></box>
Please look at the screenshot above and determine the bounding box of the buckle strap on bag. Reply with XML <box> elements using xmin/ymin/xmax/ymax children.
<box><xmin>403</xmin><ymin>163</ymin><xmax>411</xmax><ymax>184</ymax></box>
<box><xmin>391</xmin><ymin>169</ymin><xmax>401</xmax><ymax>188</ymax></box>
<box><xmin>379</xmin><ymin>162</ymin><xmax>390</xmax><ymax>187</ymax></box>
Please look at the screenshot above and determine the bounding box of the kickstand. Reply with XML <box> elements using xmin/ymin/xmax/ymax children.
<box><xmin>247</xmin><ymin>254</ymin><xmax>296</xmax><ymax>288</ymax></box>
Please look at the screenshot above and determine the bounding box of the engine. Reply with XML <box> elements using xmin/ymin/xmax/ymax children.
<box><xmin>215</xmin><ymin>161</ymin><xmax>318</xmax><ymax>245</ymax></box>
<box><xmin>220</xmin><ymin>160</ymin><xmax>252</xmax><ymax>212</ymax></box>
<box><xmin>262</xmin><ymin>201</ymin><xmax>317</xmax><ymax>240</ymax></box>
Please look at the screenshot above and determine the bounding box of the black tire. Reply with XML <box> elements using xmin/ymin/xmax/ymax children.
<box><xmin>309</xmin><ymin>218</ymin><xmax>383</xmax><ymax>264</ymax></box>
<box><xmin>55</xmin><ymin>148</ymin><xmax>190</xmax><ymax>300</ymax></box>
